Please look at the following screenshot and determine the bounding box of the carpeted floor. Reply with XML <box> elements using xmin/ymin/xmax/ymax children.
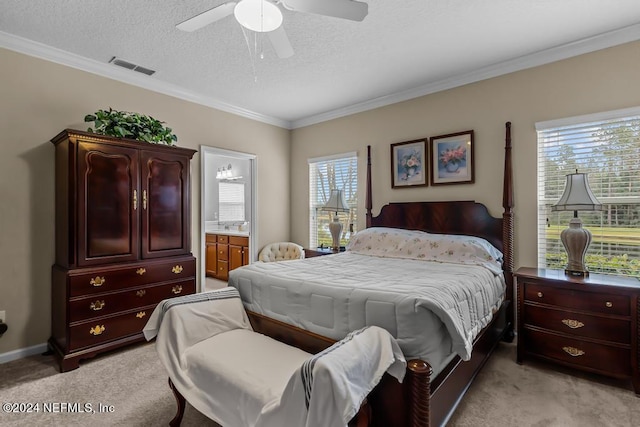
<box><xmin>0</xmin><ymin>340</ymin><xmax>638</xmax><ymax>426</ymax></box>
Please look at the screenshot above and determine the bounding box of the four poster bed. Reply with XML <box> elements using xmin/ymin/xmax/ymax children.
<box><xmin>152</xmin><ymin>122</ymin><xmax>515</xmax><ymax>426</ymax></box>
<box><xmin>225</xmin><ymin>122</ymin><xmax>515</xmax><ymax>426</ymax></box>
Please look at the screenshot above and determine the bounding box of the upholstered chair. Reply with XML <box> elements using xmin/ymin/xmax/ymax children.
<box><xmin>258</xmin><ymin>242</ymin><xmax>305</xmax><ymax>262</ymax></box>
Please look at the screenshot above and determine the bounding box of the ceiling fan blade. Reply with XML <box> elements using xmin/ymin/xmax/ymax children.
<box><xmin>267</xmin><ymin>26</ymin><xmax>294</xmax><ymax>59</ymax></box>
<box><xmin>176</xmin><ymin>2</ymin><xmax>237</xmax><ymax>32</ymax></box>
<box><xmin>281</xmin><ymin>0</ymin><xmax>368</xmax><ymax>21</ymax></box>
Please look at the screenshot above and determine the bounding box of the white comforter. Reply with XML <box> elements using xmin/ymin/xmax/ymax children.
<box><xmin>229</xmin><ymin>251</ymin><xmax>505</xmax><ymax>363</ymax></box>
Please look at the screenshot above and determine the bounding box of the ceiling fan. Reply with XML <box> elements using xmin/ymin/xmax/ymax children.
<box><xmin>176</xmin><ymin>0</ymin><xmax>369</xmax><ymax>59</ymax></box>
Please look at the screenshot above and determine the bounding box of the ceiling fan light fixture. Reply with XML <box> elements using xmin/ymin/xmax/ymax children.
<box><xmin>234</xmin><ymin>0</ymin><xmax>283</xmax><ymax>32</ymax></box>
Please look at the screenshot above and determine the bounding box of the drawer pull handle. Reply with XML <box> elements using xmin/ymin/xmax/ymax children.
<box><xmin>136</xmin><ymin>290</ymin><xmax>146</xmax><ymax>297</ymax></box>
<box><xmin>537</xmin><ymin>292</ymin><xmax>543</xmax><ymax>298</ymax></box>
<box><xmin>172</xmin><ymin>265</ymin><xmax>183</xmax><ymax>274</ymax></box>
<box><xmin>605</xmin><ymin>301</ymin><xmax>613</xmax><ymax>308</ymax></box>
<box><xmin>89</xmin><ymin>325</ymin><xmax>105</xmax><ymax>336</ymax></box>
<box><xmin>172</xmin><ymin>285</ymin><xmax>183</xmax><ymax>295</ymax></box>
<box><xmin>562</xmin><ymin>346</ymin><xmax>585</xmax><ymax>357</ymax></box>
<box><xmin>133</xmin><ymin>190</ymin><xmax>137</xmax><ymax>210</ymax></box>
<box><xmin>90</xmin><ymin>300</ymin><xmax>105</xmax><ymax>311</ymax></box>
<box><xmin>136</xmin><ymin>268</ymin><xmax>146</xmax><ymax>275</ymax></box>
<box><xmin>143</xmin><ymin>190</ymin><xmax>147</xmax><ymax>210</ymax></box>
<box><xmin>562</xmin><ymin>319</ymin><xmax>584</xmax><ymax>329</ymax></box>
<box><xmin>136</xmin><ymin>311</ymin><xmax>146</xmax><ymax>319</ymax></box>
<box><xmin>90</xmin><ymin>276</ymin><xmax>106</xmax><ymax>287</ymax></box>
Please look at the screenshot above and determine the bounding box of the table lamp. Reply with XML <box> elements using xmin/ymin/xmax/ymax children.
<box><xmin>551</xmin><ymin>170</ymin><xmax>602</xmax><ymax>277</ymax></box>
<box><xmin>322</xmin><ymin>189</ymin><xmax>349</xmax><ymax>251</ymax></box>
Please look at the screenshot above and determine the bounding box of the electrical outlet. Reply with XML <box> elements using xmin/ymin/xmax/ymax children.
<box><xmin>0</xmin><ymin>311</ymin><xmax>5</xmax><ymax>323</ymax></box>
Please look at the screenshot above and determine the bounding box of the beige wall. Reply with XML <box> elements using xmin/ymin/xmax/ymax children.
<box><xmin>291</xmin><ymin>41</ymin><xmax>640</xmax><ymax>272</ymax></box>
<box><xmin>0</xmin><ymin>48</ymin><xmax>290</xmax><ymax>354</ymax></box>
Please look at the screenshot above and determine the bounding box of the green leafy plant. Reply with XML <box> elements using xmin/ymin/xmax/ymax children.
<box><xmin>84</xmin><ymin>108</ymin><xmax>177</xmax><ymax>146</ymax></box>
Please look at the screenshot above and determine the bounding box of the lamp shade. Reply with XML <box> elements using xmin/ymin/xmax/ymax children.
<box><xmin>552</xmin><ymin>172</ymin><xmax>602</xmax><ymax>212</ymax></box>
<box><xmin>322</xmin><ymin>189</ymin><xmax>349</xmax><ymax>213</ymax></box>
<box><xmin>234</xmin><ymin>0</ymin><xmax>283</xmax><ymax>33</ymax></box>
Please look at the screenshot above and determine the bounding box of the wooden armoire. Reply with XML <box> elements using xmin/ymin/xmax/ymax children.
<box><xmin>49</xmin><ymin>129</ymin><xmax>197</xmax><ymax>372</ymax></box>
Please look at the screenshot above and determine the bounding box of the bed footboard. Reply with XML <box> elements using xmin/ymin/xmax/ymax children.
<box><xmin>246</xmin><ymin>297</ymin><xmax>510</xmax><ymax>427</ymax></box>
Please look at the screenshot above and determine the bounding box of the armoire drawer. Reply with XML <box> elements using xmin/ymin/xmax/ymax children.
<box><xmin>68</xmin><ymin>307</ymin><xmax>155</xmax><ymax>351</ymax></box>
<box><xmin>68</xmin><ymin>279</ymin><xmax>196</xmax><ymax>323</ymax></box>
<box><xmin>69</xmin><ymin>258</ymin><xmax>196</xmax><ymax>297</ymax></box>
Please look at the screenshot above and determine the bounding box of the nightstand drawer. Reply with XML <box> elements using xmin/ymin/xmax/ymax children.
<box><xmin>524</xmin><ymin>283</ymin><xmax>630</xmax><ymax>316</ymax></box>
<box><xmin>524</xmin><ymin>329</ymin><xmax>631</xmax><ymax>377</ymax></box>
<box><xmin>523</xmin><ymin>305</ymin><xmax>630</xmax><ymax>344</ymax></box>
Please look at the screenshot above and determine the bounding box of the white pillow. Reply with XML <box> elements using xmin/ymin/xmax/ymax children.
<box><xmin>346</xmin><ymin>227</ymin><xmax>503</xmax><ymax>273</ymax></box>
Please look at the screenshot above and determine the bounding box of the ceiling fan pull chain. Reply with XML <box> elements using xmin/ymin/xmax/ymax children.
<box><xmin>240</xmin><ymin>26</ymin><xmax>259</xmax><ymax>82</ymax></box>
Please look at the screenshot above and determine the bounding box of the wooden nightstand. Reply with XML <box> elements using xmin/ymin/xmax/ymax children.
<box><xmin>304</xmin><ymin>247</ymin><xmax>344</xmax><ymax>258</ymax></box>
<box><xmin>514</xmin><ymin>267</ymin><xmax>640</xmax><ymax>394</ymax></box>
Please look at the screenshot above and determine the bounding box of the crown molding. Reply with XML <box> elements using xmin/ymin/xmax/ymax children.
<box><xmin>291</xmin><ymin>23</ymin><xmax>640</xmax><ymax>129</ymax></box>
<box><xmin>0</xmin><ymin>30</ymin><xmax>291</xmax><ymax>129</ymax></box>
<box><xmin>3</xmin><ymin>22</ymin><xmax>640</xmax><ymax>132</ymax></box>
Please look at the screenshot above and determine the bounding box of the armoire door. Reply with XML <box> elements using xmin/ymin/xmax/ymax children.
<box><xmin>140</xmin><ymin>150</ymin><xmax>191</xmax><ymax>259</ymax></box>
<box><xmin>76</xmin><ymin>141</ymin><xmax>140</xmax><ymax>266</ymax></box>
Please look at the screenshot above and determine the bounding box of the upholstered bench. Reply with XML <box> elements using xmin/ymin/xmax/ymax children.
<box><xmin>144</xmin><ymin>288</ymin><xmax>406</xmax><ymax>427</ymax></box>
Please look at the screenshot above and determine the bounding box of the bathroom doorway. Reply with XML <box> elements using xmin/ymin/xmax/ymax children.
<box><xmin>200</xmin><ymin>145</ymin><xmax>257</xmax><ymax>291</ymax></box>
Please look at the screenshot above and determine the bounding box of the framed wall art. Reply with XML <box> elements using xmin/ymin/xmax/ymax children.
<box><xmin>430</xmin><ymin>130</ymin><xmax>474</xmax><ymax>185</ymax></box>
<box><xmin>390</xmin><ymin>138</ymin><xmax>428</xmax><ymax>188</ymax></box>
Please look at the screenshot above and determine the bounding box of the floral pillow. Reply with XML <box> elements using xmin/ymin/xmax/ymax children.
<box><xmin>346</xmin><ymin>227</ymin><xmax>503</xmax><ymax>273</ymax></box>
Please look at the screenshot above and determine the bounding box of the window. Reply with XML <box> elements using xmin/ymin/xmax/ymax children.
<box><xmin>219</xmin><ymin>181</ymin><xmax>245</xmax><ymax>222</ymax></box>
<box><xmin>309</xmin><ymin>152</ymin><xmax>358</xmax><ymax>249</ymax></box>
<box><xmin>536</xmin><ymin>107</ymin><xmax>640</xmax><ymax>278</ymax></box>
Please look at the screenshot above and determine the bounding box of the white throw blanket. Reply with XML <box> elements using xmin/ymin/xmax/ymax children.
<box><xmin>144</xmin><ymin>288</ymin><xmax>406</xmax><ymax>427</ymax></box>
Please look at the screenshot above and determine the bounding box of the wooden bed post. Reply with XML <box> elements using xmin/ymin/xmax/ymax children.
<box><xmin>366</xmin><ymin>145</ymin><xmax>373</xmax><ymax>228</ymax></box>
<box><xmin>407</xmin><ymin>360</ymin><xmax>432</xmax><ymax>427</ymax></box>
<box><xmin>502</xmin><ymin>122</ymin><xmax>515</xmax><ymax>340</ymax></box>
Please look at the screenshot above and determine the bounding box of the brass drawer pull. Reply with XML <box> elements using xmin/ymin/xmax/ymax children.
<box><xmin>605</xmin><ymin>301</ymin><xmax>613</xmax><ymax>308</ymax></box>
<box><xmin>561</xmin><ymin>319</ymin><xmax>584</xmax><ymax>329</ymax></box>
<box><xmin>133</xmin><ymin>190</ymin><xmax>137</xmax><ymax>210</ymax></box>
<box><xmin>136</xmin><ymin>267</ymin><xmax>146</xmax><ymax>275</ymax></box>
<box><xmin>90</xmin><ymin>276</ymin><xmax>106</xmax><ymax>287</ymax></box>
<box><xmin>537</xmin><ymin>292</ymin><xmax>543</xmax><ymax>298</ymax></box>
<box><xmin>172</xmin><ymin>265</ymin><xmax>183</xmax><ymax>274</ymax></box>
<box><xmin>136</xmin><ymin>311</ymin><xmax>146</xmax><ymax>319</ymax></box>
<box><xmin>136</xmin><ymin>289</ymin><xmax>146</xmax><ymax>297</ymax></box>
<box><xmin>90</xmin><ymin>300</ymin><xmax>105</xmax><ymax>311</ymax></box>
<box><xmin>143</xmin><ymin>190</ymin><xmax>147</xmax><ymax>210</ymax></box>
<box><xmin>172</xmin><ymin>285</ymin><xmax>183</xmax><ymax>295</ymax></box>
<box><xmin>562</xmin><ymin>346</ymin><xmax>585</xmax><ymax>357</ymax></box>
<box><xmin>89</xmin><ymin>325</ymin><xmax>105</xmax><ymax>336</ymax></box>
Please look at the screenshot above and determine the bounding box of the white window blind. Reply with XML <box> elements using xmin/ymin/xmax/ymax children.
<box><xmin>219</xmin><ymin>181</ymin><xmax>245</xmax><ymax>222</ymax></box>
<box><xmin>308</xmin><ymin>152</ymin><xmax>358</xmax><ymax>249</ymax></box>
<box><xmin>536</xmin><ymin>108</ymin><xmax>640</xmax><ymax>278</ymax></box>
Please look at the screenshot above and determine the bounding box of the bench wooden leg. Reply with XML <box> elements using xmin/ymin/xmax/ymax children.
<box><xmin>168</xmin><ymin>378</ymin><xmax>186</xmax><ymax>427</ymax></box>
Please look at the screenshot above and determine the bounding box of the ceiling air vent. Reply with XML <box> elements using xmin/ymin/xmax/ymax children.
<box><xmin>109</xmin><ymin>57</ymin><xmax>156</xmax><ymax>76</ymax></box>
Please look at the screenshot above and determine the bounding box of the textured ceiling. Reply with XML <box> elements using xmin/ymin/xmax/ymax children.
<box><xmin>1</xmin><ymin>0</ymin><xmax>640</xmax><ymax>128</ymax></box>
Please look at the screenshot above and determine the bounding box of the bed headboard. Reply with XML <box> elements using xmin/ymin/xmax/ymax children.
<box><xmin>368</xmin><ymin>200</ymin><xmax>503</xmax><ymax>252</ymax></box>
<box><xmin>365</xmin><ymin>122</ymin><xmax>514</xmax><ymax>295</ymax></box>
